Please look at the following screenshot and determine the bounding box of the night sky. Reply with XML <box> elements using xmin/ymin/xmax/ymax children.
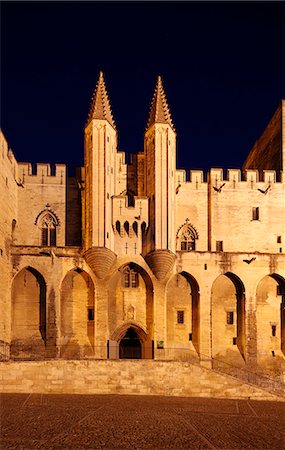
<box><xmin>1</xmin><ymin>2</ymin><xmax>284</xmax><ymax>175</ymax></box>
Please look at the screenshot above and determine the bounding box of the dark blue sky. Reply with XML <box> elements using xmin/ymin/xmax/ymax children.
<box><xmin>1</xmin><ymin>2</ymin><xmax>284</xmax><ymax>174</ymax></box>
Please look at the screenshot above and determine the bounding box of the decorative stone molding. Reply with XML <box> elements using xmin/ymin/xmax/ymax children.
<box><xmin>83</xmin><ymin>247</ymin><xmax>117</xmax><ymax>279</ymax></box>
<box><xmin>144</xmin><ymin>249</ymin><xmax>176</xmax><ymax>281</ymax></box>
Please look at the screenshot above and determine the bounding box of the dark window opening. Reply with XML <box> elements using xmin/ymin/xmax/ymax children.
<box><xmin>88</xmin><ymin>308</ymin><xmax>94</xmax><ymax>321</ymax></box>
<box><xmin>132</xmin><ymin>221</ymin><xmax>138</xmax><ymax>236</ymax></box>
<box><xmin>181</xmin><ymin>241</ymin><xmax>195</xmax><ymax>251</ymax></box>
<box><xmin>271</xmin><ymin>325</ymin><xmax>276</xmax><ymax>337</ymax></box>
<box><xmin>122</xmin><ymin>266</ymin><xmax>139</xmax><ymax>288</ymax></box>
<box><xmin>252</xmin><ymin>207</ymin><xmax>259</xmax><ymax>221</ymax></box>
<box><xmin>141</xmin><ymin>222</ymin><xmax>147</xmax><ymax>235</ymax></box>
<box><xmin>216</xmin><ymin>241</ymin><xmax>223</xmax><ymax>252</ymax></box>
<box><xmin>124</xmin><ymin>221</ymin><xmax>129</xmax><ymax>235</ymax></box>
<box><xmin>277</xmin><ymin>236</ymin><xmax>282</xmax><ymax>243</ymax></box>
<box><xmin>277</xmin><ymin>285</ymin><xmax>285</xmax><ymax>295</ymax></box>
<box><xmin>226</xmin><ymin>311</ymin><xmax>234</xmax><ymax>325</ymax></box>
<box><xmin>233</xmin><ymin>337</ymin><xmax>237</xmax><ymax>345</ymax></box>
<box><xmin>177</xmin><ymin>310</ymin><xmax>184</xmax><ymax>324</ymax></box>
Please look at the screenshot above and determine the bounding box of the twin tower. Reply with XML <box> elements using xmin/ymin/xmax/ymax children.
<box><xmin>83</xmin><ymin>72</ymin><xmax>177</xmax><ymax>280</ymax></box>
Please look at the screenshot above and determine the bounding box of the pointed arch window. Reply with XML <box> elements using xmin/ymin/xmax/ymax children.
<box><xmin>35</xmin><ymin>207</ymin><xmax>60</xmax><ymax>247</ymax></box>
<box><xmin>177</xmin><ymin>220</ymin><xmax>198</xmax><ymax>252</ymax></box>
<box><xmin>41</xmin><ymin>214</ymin><xmax>57</xmax><ymax>246</ymax></box>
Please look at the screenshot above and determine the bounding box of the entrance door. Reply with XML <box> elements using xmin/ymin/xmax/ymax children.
<box><xmin>119</xmin><ymin>328</ymin><xmax>142</xmax><ymax>359</ymax></box>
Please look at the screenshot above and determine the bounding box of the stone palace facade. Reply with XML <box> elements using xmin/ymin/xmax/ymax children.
<box><xmin>0</xmin><ymin>73</ymin><xmax>284</xmax><ymax>377</ymax></box>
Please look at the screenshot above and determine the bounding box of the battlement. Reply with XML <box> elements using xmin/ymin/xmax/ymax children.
<box><xmin>17</xmin><ymin>163</ymin><xmax>67</xmax><ymax>185</ymax></box>
<box><xmin>209</xmin><ymin>168</ymin><xmax>284</xmax><ymax>185</ymax></box>
<box><xmin>175</xmin><ymin>170</ymin><xmax>207</xmax><ymax>191</ymax></box>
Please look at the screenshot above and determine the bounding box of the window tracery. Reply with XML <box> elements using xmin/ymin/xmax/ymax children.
<box><xmin>35</xmin><ymin>206</ymin><xmax>59</xmax><ymax>247</ymax></box>
<box><xmin>122</xmin><ymin>265</ymin><xmax>139</xmax><ymax>288</ymax></box>
<box><xmin>177</xmin><ymin>219</ymin><xmax>198</xmax><ymax>252</ymax></box>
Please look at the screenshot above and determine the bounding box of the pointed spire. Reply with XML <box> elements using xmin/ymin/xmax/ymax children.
<box><xmin>86</xmin><ymin>71</ymin><xmax>116</xmax><ymax>129</ymax></box>
<box><xmin>146</xmin><ymin>76</ymin><xmax>175</xmax><ymax>131</ymax></box>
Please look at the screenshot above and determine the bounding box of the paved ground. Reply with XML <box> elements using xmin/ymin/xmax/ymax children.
<box><xmin>0</xmin><ymin>394</ymin><xmax>284</xmax><ymax>449</ymax></box>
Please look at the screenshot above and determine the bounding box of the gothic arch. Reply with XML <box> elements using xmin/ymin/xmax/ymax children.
<box><xmin>11</xmin><ymin>266</ymin><xmax>46</xmax><ymax>358</ymax></box>
<box><xmin>111</xmin><ymin>321</ymin><xmax>148</xmax><ymax>342</ymax></box>
<box><xmin>60</xmin><ymin>268</ymin><xmax>95</xmax><ymax>357</ymax></box>
<box><xmin>256</xmin><ymin>273</ymin><xmax>285</xmax><ymax>359</ymax></box>
<box><xmin>211</xmin><ymin>272</ymin><xmax>246</xmax><ymax>362</ymax></box>
<box><xmin>166</xmin><ymin>271</ymin><xmax>200</xmax><ymax>355</ymax></box>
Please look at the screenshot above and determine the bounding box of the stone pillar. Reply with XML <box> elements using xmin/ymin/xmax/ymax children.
<box><xmin>199</xmin><ymin>284</ymin><xmax>212</xmax><ymax>367</ymax></box>
<box><xmin>94</xmin><ymin>279</ymin><xmax>109</xmax><ymax>359</ymax></box>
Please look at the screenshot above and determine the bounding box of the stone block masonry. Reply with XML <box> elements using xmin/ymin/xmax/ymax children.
<box><xmin>0</xmin><ymin>360</ymin><xmax>282</xmax><ymax>401</ymax></box>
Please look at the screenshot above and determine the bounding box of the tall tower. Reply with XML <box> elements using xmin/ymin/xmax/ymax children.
<box><xmin>83</xmin><ymin>72</ymin><xmax>117</xmax><ymax>277</ymax></box>
<box><xmin>143</xmin><ymin>76</ymin><xmax>177</xmax><ymax>280</ymax></box>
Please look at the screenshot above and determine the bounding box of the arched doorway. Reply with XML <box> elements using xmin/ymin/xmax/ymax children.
<box><xmin>109</xmin><ymin>321</ymin><xmax>153</xmax><ymax>359</ymax></box>
<box><xmin>119</xmin><ymin>327</ymin><xmax>142</xmax><ymax>359</ymax></box>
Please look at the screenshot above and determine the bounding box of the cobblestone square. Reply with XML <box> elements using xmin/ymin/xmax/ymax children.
<box><xmin>1</xmin><ymin>394</ymin><xmax>284</xmax><ymax>449</ymax></box>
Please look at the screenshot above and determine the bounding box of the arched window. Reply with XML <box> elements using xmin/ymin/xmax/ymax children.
<box><xmin>35</xmin><ymin>207</ymin><xmax>60</xmax><ymax>247</ymax></box>
<box><xmin>122</xmin><ymin>265</ymin><xmax>139</xmax><ymax>288</ymax></box>
<box><xmin>132</xmin><ymin>221</ymin><xmax>138</xmax><ymax>236</ymax></box>
<box><xmin>116</xmin><ymin>220</ymin><xmax>121</xmax><ymax>235</ymax></box>
<box><xmin>124</xmin><ymin>221</ymin><xmax>129</xmax><ymax>236</ymax></box>
<box><xmin>177</xmin><ymin>221</ymin><xmax>198</xmax><ymax>252</ymax></box>
<box><xmin>141</xmin><ymin>221</ymin><xmax>146</xmax><ymax>235</ymax></box>
<box><xmin>41</xmin><ymin>213</ymin><xmax>57</xmax><ymax>246</ymax></box>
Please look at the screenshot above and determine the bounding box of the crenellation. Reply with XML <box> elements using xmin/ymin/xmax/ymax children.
<box><xmin>17</xmin><ymin>162</ymin><xmax>66</xmax><ymax>185</ymax></box>
<box><xmin>263</xmin><ymin>170</ymin><xmax>276</xmax><ymax>183</ymax></box>
<box><xmin>227</xmin><ymin>169</ymin><xmax>241</xmax><ymax>183</ymax></box>
<box><xmin>176</xmin><ymin>170</ymin><xmax>186</xmax><ymax>184</ymax></box>
<box><xmin>244</xmin><ymin>169</ymin><xmax>259</xmax><ymax>183</ymax></box>
<box><xmin>209</xmin><ymin>168</ymin><xmax>223</xmax><ymax>183</ymax></box>
<box><xmin>189</xmin><ymin>170</ymin><xmax>205</xmax><ymax>184</ymax></box>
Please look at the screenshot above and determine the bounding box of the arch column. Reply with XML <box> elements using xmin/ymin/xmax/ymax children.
<box><xmin>199</xmin><ymin>283</ymin><xmax>211</xmax><ymax>363</ymax></box>
<box><xmin>244</xmin><ymin>286</ymin><xmax>257</xmax><ymax>367</ymax></box>
<box><xmin>94</xmin><ymin>279</ymin><xmax>109</xmax><ymax>359</ymax></box>
<box><xmin>153</xmin><ymin>281</ymin><xmax>167</xmax><ymax>356</ymax></box>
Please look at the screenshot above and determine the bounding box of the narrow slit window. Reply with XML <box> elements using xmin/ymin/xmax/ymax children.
<box><xmin>88</xmin><ymin>308</ymin><xmax>94</xmax><ymax>321</ymax></box>
<box><xmin>226</xmin><ymin>311</ymin><xmax>234</xmax><ymax>325</ymax></box>
<box><xmin>271</xmin><ymin>325</ymin><xmax>276</xmax><ymax>337</ymax></box>
<box><xmin>177</xmin><ymin>310</ymin><xmax>184</xmax><ymax>324</ymax></box>
<box><xmin>252</xmin><ymin>207</ymin><xmax>259</xmax><ymax>220</ymax></box>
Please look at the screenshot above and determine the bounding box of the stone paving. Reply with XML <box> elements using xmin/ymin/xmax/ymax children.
<box><xmin>0</xmin><ymin>394</ymin><xmax>284</xmax><ymax>449</ymax></box>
